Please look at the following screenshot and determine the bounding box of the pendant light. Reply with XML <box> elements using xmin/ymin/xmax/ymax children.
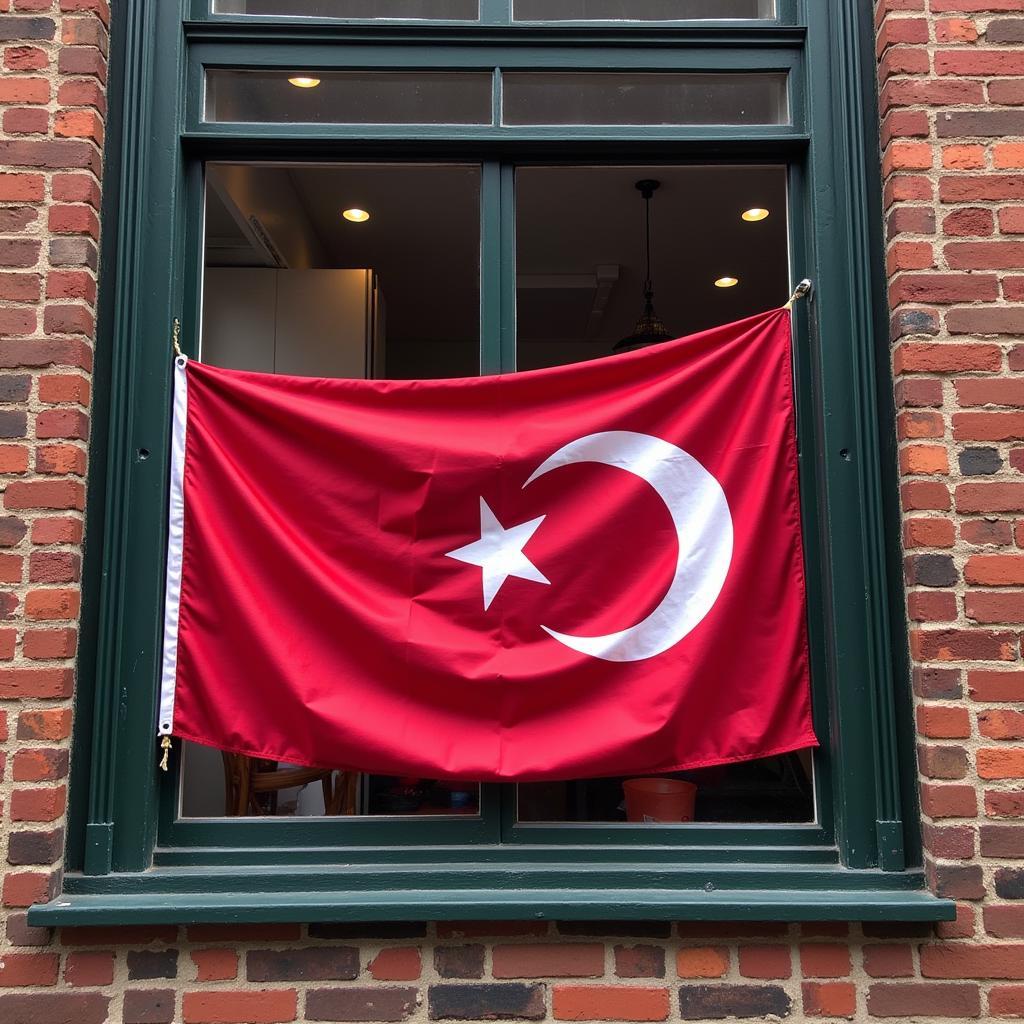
<box><xmin>614</xmin><ymin>179</ymin><xmax>675</xmax><ymax>353</ymax></box>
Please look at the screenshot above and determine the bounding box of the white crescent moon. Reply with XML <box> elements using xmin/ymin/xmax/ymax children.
<box><xmin>524</xmin><ymin>430</ymin><xmax>733</xmax><ymax>663</ymax></box>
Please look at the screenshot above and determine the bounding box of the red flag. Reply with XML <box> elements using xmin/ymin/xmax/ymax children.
<box><xmin>159</xmin><ymin>307</ymin><xmax>816</xmax><ymax>780</ymax></box>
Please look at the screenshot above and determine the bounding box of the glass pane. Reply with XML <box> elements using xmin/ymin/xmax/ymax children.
<box><xmin>184</xmin><ymin>160</ymin><xmax>483</xmax><ymax>818</ymax></box>
<box><xmin>513</xmin><ymin>164</ymin><xmax>806</xmax><ymax>825</ymax></box>
<box><xmin>502</xmin><ymin>73</ymin><xmax>788</xmax><ymax>126</ymax></box>
<box><xmin>213</xmin><ymin>0</ymin><xmax>479</xmax><ymax>17</ymax></box>
<box><xmin>205</xmin><ymin>71</ymin><xmax>492</xmax><ymax>125</ymax></box>
<box><xmin>517</xmin><ymin>753</ymin><xmax>814</xmax><ymax>824</ymax></box>
<box><xmin>515</xmin><ymin>0</ymin><xmax>774</xmax><ymax>20</ymax></box>
<box><xmin>516</xmin><ymin>164</ymin><xmax>789</xmax><ymax>370</ymax></box>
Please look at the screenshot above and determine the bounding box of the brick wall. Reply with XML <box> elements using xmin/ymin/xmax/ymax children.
<box><xmin>0</xmin><ymin>0</ymin><xmax>1023</xmax><ymax>1021</ymax></box>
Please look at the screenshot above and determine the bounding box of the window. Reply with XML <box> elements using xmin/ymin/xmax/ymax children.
<box><xmin>36</xmin><ymin>0</ymin><xmax>953</xmax><ymax>928</ymax></box>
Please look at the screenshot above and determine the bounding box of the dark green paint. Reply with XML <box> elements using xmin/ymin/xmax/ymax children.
<box><xmin>63</xmin><ymin>0</ymin><xmax>928</xmax><ymax>919</ymax></box>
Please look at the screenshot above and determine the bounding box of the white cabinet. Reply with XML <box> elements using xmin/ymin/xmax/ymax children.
<box><xmin>201</xmin><ymin>267</ymin><xmax>384</xmax><ymax>378</ymax></box>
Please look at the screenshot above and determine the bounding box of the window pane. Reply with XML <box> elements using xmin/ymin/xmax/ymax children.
<box><xmin>517</xmin><ymin>754</ymin><xmax>814</xmax><ymax>824</ymax></box>
<box><xmin>513</xmin><ymin>164</ymin><xmax>804</xmax><ymax>824</ymax></box>
<box><xmin>205</xmin><ymin>71</ymin><xmax>492</xmax><ymax>125</ymax></box>
<box><xmin>502</xmin><ymin>73</ymin><xmax>788</xmax><ymax>126</ymax></box>
<box><xmin>185</xmin><ymin>161</ymin><xmax>482</xmax><ymax>818</ymax></box>
<box><xmin>515</xmin><ymin>0</ymin><xmax>774</xmax><ymax>20</ymax></box>
<box><xmin>212</xmin><ymin>0</ymin><xmax>479</xmax><ymax>17</ymax></box>
<box><xmin>515</xmin><ymin>164</ymin><xmax>789</xmax><ymax>367</ymax></box>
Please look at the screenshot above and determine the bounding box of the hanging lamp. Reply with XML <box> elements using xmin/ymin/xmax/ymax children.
<box><xmin>614</xmin><ymin>179</ymin><xmax>675</xmax><ymax>353</ymax></box>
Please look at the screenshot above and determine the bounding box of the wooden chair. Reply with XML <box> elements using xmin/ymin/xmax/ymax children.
<box><xmin>221</xmin><ymin>752</ymin><xmax>357</xmax><ymax>816</ymax></box>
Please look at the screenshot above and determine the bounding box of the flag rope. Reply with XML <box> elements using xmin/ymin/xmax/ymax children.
<box><xmin>784</xmin><ymin>279</ymin><xmax>813</xmax><ymax>311</ymax></box>
<box><xmin>171</xmin><ymin>318</ymin><xmax>182</xmax><ymax>359</ymax></box>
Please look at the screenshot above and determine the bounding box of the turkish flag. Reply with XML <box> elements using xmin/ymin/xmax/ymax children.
<box><xmin>159</xmin><ymin>307</ymin><xmax>816</xmax><ymax>780</ymax></box>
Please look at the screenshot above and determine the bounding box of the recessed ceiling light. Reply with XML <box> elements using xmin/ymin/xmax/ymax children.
<box><xmin>288</xmin><ymin>76</ymin><xmax>321</xmax><ymax>89</ymax></box>
<box><xmin>741</xmin><ymin>208</ymin><xmax>770</xmax><ymax>222</ymax></box>
<box><xmin>343</xmin><ymin>208</ymin><xmax>370</xmax><ymax>223</ymax></box>
<box><xmin>715</xmin><ymin>276</ymin><xmax>739</xmax><ymax>288</ymax></box>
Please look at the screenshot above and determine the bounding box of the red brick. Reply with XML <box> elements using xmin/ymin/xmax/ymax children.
<box><xmin>55</xmin><ymin>108</ymin><xmax>103</xmax><ymax>144</ymax></box>
<box><xmin>13</xmin><ymin>747</ymin><xmax>68</xmax><ymax>781</ymax></box>
<box><xmin>961</xmin><ymin>519</ymin><xmax>1012</xmax><ymax>546</ymax></box>
<box><xmin>801</xmin><ymin>982</ymin><xmax>856</xmax><ymax>1019</ymax></box>
<box><xmin>4</xmin><ymin>480</ymin><xmax>84</xmax><ymax>510</ymax></box>
<box><xmin>944</xmin><ymin>208</ymin><xmax>995</xmax><ymax>236</ymax></box>
<box><xmin>956</xmin><ymin>379</ymin><xmax>1024</xmax><ymax>407</ymax></box>
<box><xmin>799</xmin><ymin>944</ymin><xmax>851</xmax><ymax>979</ymax></box>
<box><xmin>862</xmin><ymin>944</ymin><xmax>914</xmax><ymax>978</ymax></box>
<box><xmin>936</xmin><ymin>17</ymin><xmax>979</xmax><ymax>41</ymax></box>
<box><xmin>924</xmin><ymin>822</ymin><xmax>977</xmax><ymax>858</ymax></box>
<box><xmin>738</xmin><ymin>945</ymin><xmax>791</xmax><ymax>980</ymax></box>
<box><xmin>969</xmin><ymin>670</ymin><xmax>1024</xmax><ymax>701</ymax></box>
<box><xmin>921</xmin><ymin>784</ymin><xmax>979</xmax><ymax>819</ymax></box>
<box><xmin>22</xmin><ymin>628</ymin><xmax>77</xmax><ymax>660</ymax></box>
<box><xmin>51</xmin><ymin>173</ymin><xmax>101</xmax><ymax>207</ymax></box>
<box><xmin>35</xmin><ymin>444</ymin><xmax>86</xmax><ymax>476</ymax></box>
<box><xmin>942</xmin><ymin>145</ymin><xmax>985</xmax><ymax>171</ymax></box>
<box><xmin>980</xmin><ymin>709</ymin><xmax>1024</xmax><ymax>739</ymax></box>
<box><xmin>966</xmin><ymin>553</ymin><xmax>1024</xmax><ymax>581</ymax></box>
<box><xmin>891</xmin><ymin>275</ymin><xmax>1000</xmax><ymax>305</ymax></box>
<box><xmin>905</xmin><ymin>518</ymin><xmax>956</xmax><ymax>548</ymax></box>
<box><xmin>0</xmin><ymin>77</ymin><xmax>49</xmax><ymax>103</ymax></box>
<box><xmin>368</xmin><ymin>947</ymin><xmax>421</xmax><ymax>981</ymax></box>
<box><xmin>191</xmin><ymin>949</ymin><xmax>238</xmax><ymax>983</ymax></box>
<box><xmin>866</xmin><ymin>982</ymin><xmax>981</xmax><ymax>1017</ymax></box>
<box><xmin>182</xmin><ymin>991</ymin><xmax>298</xmax><ymax>1024</ymax></box>
<box><xmin>613</xmin><ymin>946</ymin><xmax>664</xmax><ymax>979</ymax></box>
<box><xmin>990</xmin><ymin>986</ymin><xmax>1024</xmax><ymax>1018</ymax></box>
<box><xmin>937</xmin><ymin>49</ymin><xmax>1024</xmax><ymax>75</ymax></box>
<box><xmin>901</xmin><ymin>444</ymin><xmax>949</xmax><ymax>474</ymax></box>
<box><xmin>11</xmin><ymin>786</ymin><xmax>66</xmax><ymax>821</ymax></box>
<box><xmin>553</xmin><ymin>986</ymin><xmax>669</xmax><ymax>1022</ymax></box>
<box><xmin>922</xmin><ymin>943</ymin><xmax>1024</xmax><ymax>979</ymax></box>
<box><xmin>918</xmin><ymin>705</ymin><xmax>972</xmax><ymax>737</ymax></box>
<box><xmin>0</xmin><ymin>172</ymin><xmax>44</xmax><ymax>201</ymax></box>
<box><xmin>895</xmin><ymin>378</ymin><xmax>943</xmax><ymax>408</ymax></box>
<box><xmin>64</xmin><ymin>950</ymin><xmax>115</xmax><ymax>987</ymax></box>
<box><xmin>986</xmin><ymin>791</ymin><xmax>1024</xmax><ymax>817</ymax></box>
<box><xmin>889</xmin><ymin>241</ymin><xmax>935</xmax><ymax>272</ymax></box>
<box><xmin>902</xmin><ymin>481</ymin><xmax>952</xmax><ymax>510</ymax></box>
<box><xmin>0</xmin><ymin>951</ymin><xmax>59</xmax><ymax>986</ymax></box>
<box><xmin>3</xmin><ymin>870</ymin><xmax>57</xmax><ymax>907</ymax></box>
<box><xmin>898</xmin><ymin>410</ymin><xmax>944</xmax><ymax>439</ymax></box>
<box><xmin>3</xmin><ymin>106</ymin><xmax>48</xmax><ymax>134</ymax></box>
<box><xmin>986</xmin><ymin>906</ymin><xmax>1024</xmax><ymax>939</ymax></box>
<box><xmin>909</xmin><ymin>591</ymin><xmax>958</xmax><ymax>621</ymax></box>
<box><xmin>17</xmin><ymin>708</ymin><xmax>71</xmax><ymax>741</ymax></box>
<box><xmin>979</xmin><ymin>748</ymin><xmax>1024</xmax><ymax>778</ymax></box>
<box><xmin>942</xmin><ymin>176</ymin><xmax>1024</xmax><ymax>202</ymax></box>
<box><xmin>948</xmin><ymin>307</ymin><xmax>1024</xmax><ymax>335</ymax></box>
<box><xmin>955</xmin><ymin>413</ymin><xmax>1024</xmax><ymax>441</ymax></box>
<box><xmin>493</xmin><ymin>944</ymin><xmax>604</xmax><ymax>979</ymax></box>
<box><xmin>676</xmin><ymin>947</ymin><xmax>729</xmax><ymax>978</ymax></box>
<box><xmin>948</xmin><ymin>241</ymin><xmax>1024</xmax><ymax>270</ymax></box>
<box><xmin>967</xmin><ymin>590</ymin><xmax>1024</xmax><ymax>622</ymax></box>
<box><xmin>25</xmin><ymin>588</ymin><xmax>80</xmax><ymax>620</ymax></box>
<box><xmin>958</xmin><ymin>489</ymin><xmax>1024</xmax><ymax>516</ymax></box>
<box><xmin>981</xmin><ymin>824</ymin><xmax>1024</xmax><ymax>856</ymax></box>
<box><xmin>0</xmin><ymin>666</ymin><xmax>73</xmax><ymax>697</ymax></box>
<box><xmin>911</xmin><ymin>628</ymin><xmax>1016</xmax><ymax>661</ymax></box>
<box><xmin>30</xmin><ymin>516</ymin><xmax>82</xmax><ymax>545</ymax></box>
<box><xmin>936</xmin><ymin>904</ymin><xmax>977</xmax><ymax>940</ymax></box>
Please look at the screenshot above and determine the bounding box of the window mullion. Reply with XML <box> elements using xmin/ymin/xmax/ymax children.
<box><xmin>480</xmin><ymin>0</ymin><xmax>511</xmax><ymax>26</ymax></box>
<box><xmin>479</xmin><ymin>161</ymin><xmax>502</xmax><ymax>374</ymax></box>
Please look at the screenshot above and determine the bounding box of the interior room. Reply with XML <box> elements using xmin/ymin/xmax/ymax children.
<box><xmin>180</xmin><ymin>160</ymin><xmax>812</xmax><ymax>824</ymax></box>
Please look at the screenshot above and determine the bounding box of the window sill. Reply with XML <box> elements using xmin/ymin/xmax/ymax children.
<box><xmin>29</xmin><ymin>865</ymin><xmax>955</xmax><ymax>926</ymax></box>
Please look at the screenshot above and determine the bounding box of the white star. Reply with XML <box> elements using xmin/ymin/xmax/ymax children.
<box><xmin>446</xmin><ymin>497</ymin><xmax>550</xmax><ymax>610</ymax></box>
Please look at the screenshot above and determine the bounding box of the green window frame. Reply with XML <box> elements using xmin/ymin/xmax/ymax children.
<box><xmin>32</xmin><ymin>0</ymin><xmax>954</xmax><ymax>927</ymax></box>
